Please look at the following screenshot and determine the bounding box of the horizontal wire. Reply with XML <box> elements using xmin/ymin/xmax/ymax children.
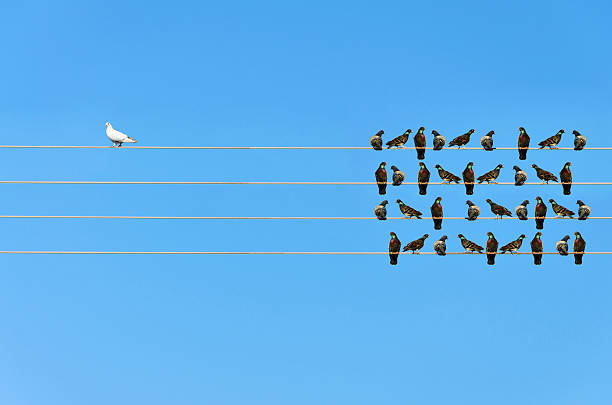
<box><xmin>0</xmin><ymin>181</ymin><xmax>609</xmax><ymax>185</ymax></box>
<box><xmin>0</xmin><ymin>215</ymin><xmax>606</xmax><ymax>220</ymax></box>
<box><xmin>0</xmin><ymin>145</ymin><xmax>607</xmax><ymax>150</ymax></box>
<box><xmin>0</xmin><ymin>251</ymin><xmax>603</xmax><ymax>255</ymax></box>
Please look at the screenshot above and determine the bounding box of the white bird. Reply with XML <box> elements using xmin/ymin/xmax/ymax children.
<box><xmin>106</xmin><ymin>122</ymin><xmax>137</xmax><ymax>147</ymax></box>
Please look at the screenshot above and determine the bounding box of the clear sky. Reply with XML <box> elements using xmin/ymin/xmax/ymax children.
<box><xmin>0</xmin><ymin>1</ymin><xmax>611</xmax><ymax>404</ymax></box>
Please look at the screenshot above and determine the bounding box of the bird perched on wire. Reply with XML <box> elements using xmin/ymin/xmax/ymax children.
<box><xmin>556</xmin><ymin>235</ymin><xmax>570</xmax><ymax>256</ymax></box>
<box><xmin>370</xmin><ymin>130</ymin><xmax>384</xmax><ymax>150</ymax></box>
<box><xmin>432</xmin><ymin>130</ymin><xmax>446</xmax><ymax>150</ymax></box>
<box><xmin>417</xmin><ymin>162</ymin><xmax>430</xmax><ymax>195</ymax></box>
<box><xmin>403</xmin><ymin>234</ymin><xmax>429</xmax><ymax>253</ymax></box>
<box><xmin>449</xmin><ymin>129</ymin><xmax>475</xmax><ymax>148</ymax></box>
<box><xmin>500</xmin><ymin>234</ymin><xmax>526</xmax><ymax>254</ymax></box>
<box><xmin>435</xmin><ymin>164</ymin><xmax>461</xmax><ymax>184</ymax></box>
<box><xmin>458</xmin><ymin>234</ymin><xmax>484</xmax><ymax>253</ymax></box>
<box><xmin>517</xmin><ymin>126</ymin><xmax>530</xmax><ymax>160</ymax></box>
<box><xmin>431</xmin><ymin>197</ymin><xmax>443</xmax><ymax>230</ymax></box>
<box><xmin>477</xmin><ymin>164</ymin><xmax>503</xmax><ymax>184</ymax></box>
<box><xmin>513</xmin><ymin>165</ymin><xmax>527</xmax><ymax>186</ymax></box>
<box><xmin>486</xmin><ymin>199</ymin><xmax>512</xmax><ymax>219</ymax></box>
<box><xmin>573</xmin><ymin>130</ymin><xmax>587</xmax><ymax>150</ymax></box>
<box><xmin>577</xmin><ymin>200</ymin><xmax>591</xmax><ymax>220</ymax></box>
<box><xmin>534</xmin><ymin>196</ymin><xmax>547</xmax><ymax>230</ymax></box>
<box><xmin>516</xmin><ymin>200</ymin><xmax>529</xmax><ymax>220</ymax></box>
<box><xmin>105</xmin><ymin>122</ymin><xmax>137</xmax><ymax>147</ymax></box>
<box><xmin>560</xmin><ymin>162</ymin><xmax>572</xmax><ymax>195</ymax></box>
<box><xmin>574</xmin><ymin>232</ymin><xmax>586</xmax><ymax>265</ymax></box>
<box><xmin>462</xmin><ymin>162</ymin><xmax>475</xmax><ymax>195</ymax></box>
<box><xmin>389</xmin><ymin>232</ymin><xmax>401</xmax><ymax>265</ymax></box>
<box><xmin>486</xmin><ymin>232</ymin><xmax>498</xmax><ymax>265</ymax></box>
<box><xmin>538</xmin><ymin>129</ymin><xmax>564</xmax><ymax>149</ymax></box>
<box><xmin>374</xmin><ymin>200</ymin><xmax>388</xmax><ymax>220</ymax></box>
<box><xmin>413</xmin><ymin>126</ymin><xmax>426</xmax><ymax>160</ymax></box>
<box><xmin>386</xmin><ymin>129</ymin><xmax>411</xmax><ymax>148</ymax></box>
<box><xmin>532</xmin><ymin>164</ymin><xmax>559</xmax><ymax>183</ymax></box>
<box><xmin>549</xmin><ymin>199</ymin><xmax>575</xmax><ymax>218</ymax></box>
<box><xmin>466</xmin><ymin>200</ymin><xmax>480</xmax><ymax>221</ymax></box>
<box><xmin>396</xmin><ymin>199</ymin><xmax>423</xmax><ymax>219</ymax></box>
<box><xmin>531</xmin><ymin>232</ymin><xmax>544</xmax><ymax>265</ymax></box>
<box><xmin>375</xmin><ymin>162</ymin><xmax>387</xmax><ymax>195</ymax></box>
<box><xmin>391</xmin><ymin>165</ymin><xmax>405</xmax><ymax>186</ymax></box>
<box><xmin>480</xmin><ymin>130</ymin><xmax>495</xmax><ymax>151</ymax></box>
<box><xmin>434</xmin><ymin>235</ymin><xmax>447</xmax><ymax>256</ymax></box>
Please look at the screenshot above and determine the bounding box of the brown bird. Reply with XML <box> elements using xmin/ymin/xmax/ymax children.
<box><xmin>534</xmin><ymin>196</ymin><xmax>547</xmax><ymax>230</ymax></box>
<box><xmin>413</xmin><ymin>126</ymin><xmax>426</xmax><ymax>160</ymax></box>
<box><xmin>500</xmin><ymin>234</ymin><xmax>526</xmax><ymax>254</ymax></box>
<box><xmin>573</xmin><ymin>231</ymin><xmax>586</xmax><ymax>265</ymax></box>
<box><xmin>538</xmin><ymin>129</ymin><xmax>564</xmax><ymax>149</ymax></box>
<box><xmin>389</xmin><ymin>232</ymin><xmax>401</xmax><ymax>265</ymax></box>
<box><xmin>513</xmin><ymin>165</ymin><xmax>527</xmax><ymax>186</ymax></box>
<box><xmin>560</xmin><ymin>161</ymin><xmax>572</xmax><ymax>195</ymax></box>
<box><xmin>435</xmin><ymin>164</ymin><xmax>461</xmax><ymax>184</ymax></box>
<box><xmin>462</xmin><ymin>162</ymin><xmax>475</xmax><ymax>195</ymax></box>
<box><xmin>480</xmin><ymin>130</ymin><xmax>495</xmax><ymax>151</ymax></box>
<box><xmin>417</xmin><ymin>162</ymin><xmax>430</xmax><ymax>195</ymax></box>
<box><xmin>549</xmin><ymin>199</ymin><xmax>575</xmax><ymax>218</ymax></box>
<box><xmin>517</xmin><ymin>126</ymin><xmax>530</xmax><ymax>160</ymax></box>
<box><xmin>375</xmin><ymin>162</ymin><xmax>387</xmax><ymax>195</ymax></box>
<box><xmin>577</xmin><ymin>200</ymin><xmax>591</xmax><ymax>220</ymax></box>
<box><xmin>432</xmin><ymin>130</ymin><xmax>446</xmax><ymax>150</ymax></box>
<box><xmin>532</xmin><ymin>164</ymin><xmax>558</xmax><ymax>183</ymax></box>
<box><xmin>486</xmin><ymin>232</ymin><xmax>499</xmax><ymax>265</ymax></box>
<box><xmin>396</xmin><ymin>199</ymin><xmax>423</xmax><ymax>219</ymax></box>
<box><xmin>477</xmin><ymin>164</ymin><xmax>503</xmax><ymax>184</ymax></box>
<box><xmin>458</xmin><ymin>234</ymin><xmax>484</xmax><ymax>253</ymax></box>
<box><xmin>386</xmin><ymin>129</ymin><xmax>411</xmax><ymax>148</ymax></box>
<box><xmin>485</xmin><ymin>199</ymin><xmax>512</xmax><ymax>219</ymax></box>
<box><xmin>531</xmin><ymin>232</ymin><xmax>543</xmax><ymax>265</ymax></box>
<box><xmin>402</xmin><ymin>234</ymin><xmax>429</xmax><ymax>253</ymax></box>
<box><xmin>448</xmin><ymin>129</ymin><xmax>475</xmax><ymax>148</ymax></box>
<box><xmin>370</xmin><ymin>130</ymin><xmax>383</xmax><ymax>150</ymax></box>
<box><xmin>430</xmin><ymin>197</ymin><xmax>443</xmax><ymax>230</ymax></box>
<box><xmin>573</xmin><ymin>130</ymin><xmax>587</xmax><ymax>150</ymax></box>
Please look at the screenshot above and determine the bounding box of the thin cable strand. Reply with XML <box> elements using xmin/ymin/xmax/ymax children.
<box><xmin>0</xmin><ymin>145</ymin><xmax>608</xmax><ymax>150</ymax></box>
<box><xmin>0</xmin><ymin>181</ymin><xmax>608</xmax><ymax>185</ymax></box>
<box><xmin>0</xmin><ymin>251</ymin><xmax>603</xmax><ymax>255</ymax></box>
<box><xmin>0</xmin><ymin>215</ymin><xmax>606</xmax><ymax>220</ymax></box>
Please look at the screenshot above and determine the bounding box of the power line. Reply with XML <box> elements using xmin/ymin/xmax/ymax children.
<box><xmin>0</xmin><ymin>145</ymin><xmax>608</xmax><ymax>150</ymax></box>
<box><xmin>0</xmin><ymin>251</ymin><xmax>604</xmax><ymax>255</ymax></box>
<box><xmin>0</xmin><ymin>180</ymin><xmax>609</xmax><ymax>185</ymax></box>
<box><xmin>0</xmin><ymin>215</ymin><xmax>606</xmax><ymax>220</ymax></box>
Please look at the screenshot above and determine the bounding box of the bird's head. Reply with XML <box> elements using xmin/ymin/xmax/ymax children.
<box><xmin>576</xmin><ymin>200</ymin><xmax>584</xmax><ymax>206</ymax></box>
<box><xmin>435</xmin><ymin>196</ymin><xmax>442</xmax><ymax>203</ymax></box>
<box><xmin>486</xmin><ymin>130</ymin><xmax>495</xmax><ymax>136</ymax></box>
<box><xmin>531</xmin><ymin>164</ymin><xmax>538</xmax><ymax>169</ymax></box>
<box><xmin>391</xmin><ymin>165</ymin><xmax>399</xmax><ymax>171</ymax></box>
<box><xmin>521</xmin><ymin>200</ymin><xmax>530</xmax><ymax>206</ymax></box>
<box><xmin>497</xmin><ymin>164</ymin><xmax>503</xmax><ymax>169</ymax></box>
<box><xmin>419</xmin><ymin>162</ymin><xmax>426</xmax><ymax>168</ymax></box>
<box><xmin>513</xmin><ymin>165</ymin><xmax>521</xmax><ymax>171</ymax></box>
<box><xmin>549</xmin><ymin>198</ymin><xmax>556</xmax><ymax>204</ymax></box>
<box><xmin>466</xmin><ymin>200</ymin><xmax>474</xmax><ymax>206</ymax></box>
<box><xmin>390</xmin><ymin>232</ymin><xmax>397</xmax><ymax>238</ymax></box>
<box><xmin>564</xmin><ymin>161</ymin><xmax>572</xmax><ymax>168</ymax></box>
<box><xmin>435</xmin><ymin>164</ymin><xmax>441</xmax><ymax>169</ymax></box>
<box><xmin>519</xmin><ymin>234</ymin><xmax>526</xmax><ymax>240</ymax></box>
<box><xmin>418</xmin><ymin>126</ymin><xmax>425</xmax><ymax>133</ymax></box>
<box><xmin>432</xmin><ymin>130</ymin><xmax>439</xmax><ymax>135</ymax></box>
<box><xmin>105</xmin><ymin>122</ymin><xmax>111</xmax><ymax>128</ymax></box>
<box><xmin>558</xmin><ymin>129</ymin><xmax>565</xmax><ymax>134</ymax></box>
<box><xmin>468</xmin><ymin>129</ymin><xmax>475</xmax><ymax>134</ymax></box>
<box><xmin>519</xmin><ymin>126</ymin><xmax>526</xmax><ymax>133</ymax></box>
<box><xmin>380</xmin><ymin>162</ymin><xmax>386</xmax><ymax>168</ymax></box>
<box><xmin>562</xmin><ymin>235</ymin><xmax>570</xmax><ymax>242</ymax></box>
<box><xmin>403</xmin><ymin>129</ymin><xmax>412</xmax><ymax>134</ymax></box>
<box><xmin>535</xmin><ymin>232</ymin><xmax>542</xmax><ymax>238</ymax></box>
<box><xmin>467</xmin><ymin>161</ymin><xmax>474</xmax><ymax>168</ymax></box>
<box><xmin>396</xmin><ymin>199</ymin><xmax>403</xmax><ymax>204</ymax></box>
<box><xmin>487</xmin><ymin>232</ymin><xmax>494</xmax><ymax>238</ymax></box>
<box><xmin>574</xmin><ymin>231</ymin><xmax>582</xmax><ymax>239</ymax></box>
<box><xmin>536</xmin><ymin>196</ymin><xmax>543</xmax><ymax>203</ymax></box>
<box><xmin>376</xmin><ymin>130</ymin><xmax>384</xmax><ymax>136</ymax></box>
<box><xmin>572</xmin><ymin>130</ymin><xmax>581</xmax><ymax>136</ymax></box>
<box><xmin>485</xmin><ymin>198</ymin><xmax>493</xmax><ymax>204</ymax></box>
<box><xmin>457</xmin><ymin>234</ymin><xmax>465</xmax><ymax>239</ymax></box>
<box><xmin>422</xmin><ymin>234</ymin><xmax>429</xmax><ymax>239</ymax></box>
<box><xmin>440</xmin><ymin>235</ymin><xmax>448</xmax><ymax>241</ymax></box>
<box><xmin>381</xmin><ymin>200</ymin><xmax>388</xmax><ymax>205</ymax></box>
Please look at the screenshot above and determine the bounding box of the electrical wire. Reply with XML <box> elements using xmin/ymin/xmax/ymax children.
<box><xmin>0</xmin><ymin>145</ymin><xmax>608</xmax><ymax>150</ymax></box>
<box><xmin>0</xmin><ymin>251</ymin><xmax>603</xmax><ymax>255</ymax></box>
<box><xmin>0</xmin><ymin>181</ymin><xmax>609</xmax><ymax>185</ymax></box>
<box><xmin>0</xmin><ymin>215</ymin><xmax>606</xmax><ymax>220</ymax></box>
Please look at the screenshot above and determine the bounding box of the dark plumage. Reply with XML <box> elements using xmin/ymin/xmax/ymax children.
<box><xmin>432</xmin><ymin>130</ymin><xmax>446</xmax><ymax>150</ymax></box>
<box><xmin>413</xmin><ymin>126</ymin><xmax>426</xmax><ymax>160</ymax></box>
<box><xmin>485</xmin><ymin>199</ymin><xmax>512</xmax><ymax>219</ymax></box>
<box><xmin>386</xmin><ymin>129</ymin><xmax>411</xmax><ymax>148</ymax></box>
<box><xmin>374</xmin><ymin>200</ymin><xmax>388</xmax><ymax>220</ymax></box>
<box><xmin>403</xmin><ymin>234</ymin><xmax>429</xmax><ymax>253</ymax></box>
<box><xmin>462</xmin><ymin>162</ymin><xmax>475</xmax><ymax>195</ymax></box>
<box><xmin>513</xmin><ymin>165</ymin><xmax>527</xmax><ymax>186</ymax></box>
<box><xmin>457</xmin><ymin>234</ymin><xmax>484</xmax><ymax>253</ymax></box>
<box><xmin>560</xmin><ymin>161</ymin><xmax>572</xmax><ymax>195</ymax></box>
<box><xmin>534</xmin><ymin>196</ymin><xmax>547</xmax><ymax>230</ymax></box>
<box><xmin>573</xmin><ymin>130</ymin><xmax>587</xmax><ymax>151</ymax></box>
<box><xmin>477</xmin><ymin>164</ymin><xmax>503</xmax><ymax>184</ymax></box>
<box><xmin>370</xmin><ymin>130</ymin><xmax>383</xmax><ymax>150</ymax></box>
<box><xmin>435</xmin><ymin>164</ymin><xmax>461</xmax><ymax>184</ymax></box>
<box><xmin>500</xmin><ymin>234</ymin><xmax>526</xmax><ymax>254</ymax></box>
<box><xmin>531</xmin><ymin>232</ymin><xmax>543</xmax><ymax>265</ymax></box>
<box><xmin>532</xmin><ymin>164</ymin><xmax>558</xmax><ymax>183</ymax></box>
<box><xmin>466</xmin><ymin>200</ymin><xmax>480</xmax><ymax>221</ymax></box>
<box><xmin>389</xmin><ymin>232</ymin><xmax>401</xmax><ymax>265</ymax></box>
<box><xmin>549</xmin><ymin>199</ymin><xmax>575</xmax><ymax>218</ymax></box>
<box><xmin>396</xmin><ymin>199</ymin><xmax>423</xmax><ymax>219</ymax></box>
<box><xmin>417</xmin><ymin>162</ymin><xmax>430</xmax><ymax>195</ymax></box>
<box><xmin>538</xmin><ymin>129</ymin><xmax>564</xmax><ymax>149</ymax></box>
<box><xmin>574</xmin><ymin>231</ymin><xmax>586</xmax><ymax>265</ymax></box>
<box><xmin>556</xmin><ymin>235</ymin><xmax>570</xmax><ymax>256</ymax></box>
<box><xmin>486</xmin><ymin>232</ymin><xmax>498</xmax><ymax>265</ymax></box>
<box><xmin>391</xmin><ymin>165</ymin><xmax>405</xmax><ymax>186</ymax></box>
<box><xmin>577</xmin><ymin>200</ymin><xmax>591</xmax><ymax>220</ymax></box>
<box><xmin>430</xmin><ymin>197</ymin><xmax>443</xmax><ymax>230</ymax></box>
<box><xmin>433</xmin><ymin>235</ymin><xmax>447</xmax><ymax>256</ymax></box>
<box><xmin>515</xmin><ymin>200</ymin><xmax>529</xmax><ymax>220</ymax></box>
<box><xmin>448</xmin><ymin>129</ymin><xmax>475</xmax><ymax>148</ymax></box>
<box><xmin>375</xmin><ymin>162</ymin><xmax>387</xmax><ymax>195</ymax></box>
<box><xmin>517</xmin><ymin>126</ymin><xmax>530</xmax><ymax>160</ymax></box>
<box><xmin>480</xmin><ymin>130</ymin><xmax>495</xmax><ymax>151</ymax></box>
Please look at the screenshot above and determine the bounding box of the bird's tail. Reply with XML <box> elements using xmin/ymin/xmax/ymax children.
<box><xmin>378</xmin><ymin>184</ymin><xmax>386</xmax><ymax>195</ymax></box>
<box><xmin>418</xmin><ymin>184</ymin><xmax>427</xmax><ymax>195</ymax></box>
<box><xmin>373</xmin><ymin>145</ymin><xmax>382</xmax><ymax>151</ymax></box>
<box><xmin>465</xmin><ymin>184</ymin><xmax>474</xmax><ymax>195</ymax></box>
<box><xmin>416</xmin><ymin>149</ymin><xmax>425</xmax><ymax>160</ymax></box>
<box><xmin>563</xmin><ymin>184</ymin><xmax>572</xmax><ymax>195</ymax></box>
<box><xmin>533</xmin><ymin>254</ymin><xmax>542</xmax><ymax>265</ymax></box>
<box><xmin>487</xmin><ymin>254</ymin><xmax>495</xmax><ymax>265</ymax></box>
<box><xmin>125</xmin><ymin>137</ymin><xmax>137</xmax><ymax>143</ymax></box>
<box><xmin>574</xmin><ymin>254</ymin><xmax>583</xmax><ymax>265</ymax></box>
<box><xmin>519</xmin><ymin>149</ymin><xmax>527</xmax><ymax>160</ymax></box>
<box><xmin>433</xmin><ymin>219</ymin><xmax>442</xmax><ymax>230</ymax></box>
<box><xmin>390</xmin><ymin>254</ymin><xmax>398</xmax><ymax>265</ymax></box>
<box><xmin>536</xmin><ymin>219</ymin><xmax>544</xmax><ymax>229</ymax></box>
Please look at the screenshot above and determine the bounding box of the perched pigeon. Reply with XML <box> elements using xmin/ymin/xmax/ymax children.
<box><xmin>432</xmin><ymin>130</ymin><xmax>446</xmax><ymax>150</ymax></box>
<box><xmin>435</xmin><ymin>164</ymin><xmax>461</xmax><ymax>184</ymax></box>
<box><xmin>500</xmin><ymin>234</ymin><xmax>526</xmax><ymax>254</ymax></box>
<box><xmin>538</xmin><ymin>129</ymin><xmax>564</xmax><ymax>149</ymax></box>
<box><xmin>370</xmin><ymin>130</ymin><xmax>384</xmax><ymax>150</ymax></box>
<box><xmin>477</xmin><ymin>164</ymin><xmax>503</xmax><ymax>184</ymax></box>
<box><xmin>417</xmin><ymin>162</ymin><xmax>430</xmax><ymax>195</ymax></box>
<box><xmin>386</xmin><ymin>129</ymin><xmax>411</xmax><ymax>148</ymax></box>
<box><xmin>486</xmin><ymin>232</ymin><xmax>498</xmax><ymax>265</ymax></box>
<box><xmin>434</xmin><ymin>235</ymin><xmax>448</xmax><ymax>256</ymax></box>
<box><xmin>577</xmin><ymin>200</ymin><xmax>591</xmax><ymax>220</ymax></box>
<box><xmin>396</xmin><ymin>199</ymin><xmax>423</xmax><ymax>219</ymax></box>
<box><xmin>516</xmin><ymin>200</ymin><xmax>529</xmax><ymax>220</ymax></box>
<box><xmin>480</xmin><ymin>130</ymin><xmax>495</xmax><ymax>151</ymax></box>
<box><xmin>486</xmin><ymin>199</ymin><xmax>512</xmax><ymax>219</ymax></box>
<box><xmin>573</xmin><ymin>130</ymin><xmax>587</xmax><ymax>151</ymax></box>
<box><xmin>430</xmin><ymin>197</ymin><xmax>443</xmax><ymax>230</ymax></box>
<box><xmin>375</xmin><ymin>162</ymin><xmax>387</xmax><ymax>195</ymax></box>
<box><xmin>534</xmin><ymin>196</ymin><xmax>548</xmax><ymax>230</ymax></box>
<box><xmin>574</xmin><ymin>231</ymin><xmax>586</xmax><ymax>265</ymax></box>
<box><xmin>556</xmin><ymin>235</ymin><xmax>570</xmax><ymax>256</ymax></box>
<box><xmin>549</xmin><ymin>199</ymin><xmax>575</xmax><ymax>218</ymax></box>
<box><xmin>462</xmin><ymin>162</ymin><xmax>475</xmax><ymax>195</ymax></box>
<box><xmin>560</xmin><ymin>162</ymin><xmax>572</xmax><ymax>195</ymax></box>
<box><xmin>531</xmin><ymin>232</ymin><xmax>543</xmax><ymax>265</ymax></box>
<box><xmin>403</xmin><ymin>234</ymin><xmax>429</xmax><ymax>253</ymax></box>
<box><xmin>466</xmin><ymin>200</ymin><xmax>480</xmax><ymax>221</ymax></box>
<box><xmin>532</xmin><ymin>164</ymin><xmax>559</xmax><ymax>183</ymax></box>
<box><xmin>389</xmin><ymin>232</ymin><xmax>401</xmax><ymax>265</ymax></box>
<box><xmin>105</xmin><ymin>122</ymin><xmax>137</xmax><ymax>147</ymax></box>
<box><xmin>457</xmin><ymin>234</ymin><xmax>484</xmax><ymax>253</ymax></box>
<box><xmin>413</xmin><ymin>127</ymin><xmax>426</xmax><ymax>160</ymax></box>
<box><xmin>517</xmin><ymin>126</ymin><xmax>530</xmax><ymax>160</ymax></box>
<box><xmin>374</xmin><ymin>200</ymin><xmax>388</xmax><ymax>220</ymax></box>
<box><xmin>391</xmin><ymin>165</ymin><xmax>405</xmax><ymax>186</ymax></box>
<box><xmin>449</xmin><ymin>129</ymin><xmax>475</xmax><ymax>148</ymax></box>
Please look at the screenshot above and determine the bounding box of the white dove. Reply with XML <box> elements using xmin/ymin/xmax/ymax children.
<box><xmin>105</xmin><ymin>122</ymin><xmax>137</xmax><ymax>147</ymax></box>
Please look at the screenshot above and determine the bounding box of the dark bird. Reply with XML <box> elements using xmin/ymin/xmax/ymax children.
<box><xmin>430</xmin><ymin>197</ymin><xmax>443</xmax><ymax>230</ymax></box>
<box><xmin>432</xmin><ymin>130</ymin><xmax>446</xmax><ymax>150</ymax></box>
<box><xmin>433</xmin><ymin>235</ymin><xmax>447</xmax><ymax>256</ymax></box>
<box><xmin>391</xmin><ymin>165</ymin><xmax>405</xmax><ymax>186</ymax></box>
<box><xmin>389</xmin><ymin>232</ymin><xmax>401</xmax><ymax>265</ymax></box>
<box><xmin>513</xmin><ymin>165</ymin><xmax>527</xmax><ymax>186</ymax></box>
<box><xmin>386</xmin><ymin>129</ymin><xmax>411</xmax><ymax>149</ymax></box>
<box><xmin>448</xmin><ymin>129</ymin><xmax>475</xmax><ymax>148</ymax></box>
<box><xmin>458</xmin><ymin>234</ymin><xmax>484</xmax><ymax>253</ymax></box>
<box><xmin>577</xmin><ymin>200</ymin><xmax>591</xmax><ymax>220</ymax></box>
<box><xmin>417</xmin><ymin>162</ymin><xmax>430</xmax><ymax>195</ymax></box>
<box><xmin>486</xmin><ymin>199</ymin><xmax>512</xmax><ymax>219</ymax></box>
<box><xmin>532</xmin><ymin>164</ymin><xmax>559</xmax><ymax>183</ymax></box>
<box><xmin>375</xmin><ymin>162</ymin><xmax>387</xmax><ymax>195</ymax></box>
<box><xmin>486</xmin><ymin>232</ymin><xmax>498</xmax><ymax>265</ymax></box>
<box><xmin>480</xmin><ymin>130</ymin><xmax>495</xmax><ymax>151</ymax></box>
<box><xmin>556</xmin><ymin>235</ymin><xmax>570</xmax><ymax>256</ymax></box>
<box><xmin>573</xmin><ymin>130</ymin><xmax>587</xmax><ymax>151</ymax></box>
<box><xmin>477</xmin><ymin>163</ymin><xmax>503</xmax><ymax>184</ymax></box>
<box><xmin>500</xmin><ymin>234</ymin><xmax>526</xmax><ymax>254</ymax></box>
<box><xmin>403</xmin><ymin>234</ymin><xmax>429</xmax><ymax>253</ymax></box>
<box><xmin>435</xmin><ymin>164</ymin><xmax>461</xmax><ymax>184</ymax></box>
<box><xmin>574</xmin><ymin>231</ymin><xmax>586</xmax><ymax>265</ymax></box>
<box><xmin>413</xmin><ymin>126</ymin><xmax>426</xmax><ymax>160</ymax></box>
<box><xmin>560</xmin><ymin>161</ymin><xmax>572</xmax><ymax>195</ymax></box>
<box><xmin>374</xmin><ymin>200</ymin><xmax>388</xmax><ymax>220</ymax></box>
<box><xmin>462</xmin><ymin>162</ymin><xmax>475</xmax><ymax>195</ymax></box>
<box><xmin>531</xmin><ymin>232</ymin><xmax>543</xmax><ymax>265</ymax></box>
<box><xmin>370</xmin><ymin>130</ymin><xmax>383</xmax><ymax>150</ymax></box>
<box><xmin>534</xmin><ymin>196</ymin><xmax>548</xmax><ymax>230</ymax></box>
<box><xmin>549</xmin><ymin>199</ymin><xmax>575</xmax><ymax>218</ymax></box>
<box><xmin>517</xmin><ymin>126</ymin><xmax>530</xmax><ymax>160</ymax></box>
<box><xmin>516</xmin><ymin>200</ymin><xmax>529</xmax><ymax>220</ymax></box>
<box><xmin>466</xmin><ymin>200</ymin><xmax>480</xmax><ymax>221</ymax></box>
<box><xmin>538</xmin><ymin>129</ymin><xmax>564</xmax><ymax>149</ymax></box>
<box><xmin>396</xmin><ymin>199</ymin><xmax>423</xmax><ymax>219</ymax></box>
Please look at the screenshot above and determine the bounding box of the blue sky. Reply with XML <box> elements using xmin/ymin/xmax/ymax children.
<box><xmin>0</xmin><ymin>1</ymin><xmax>611</xmax><ymax>404</ymax></box>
